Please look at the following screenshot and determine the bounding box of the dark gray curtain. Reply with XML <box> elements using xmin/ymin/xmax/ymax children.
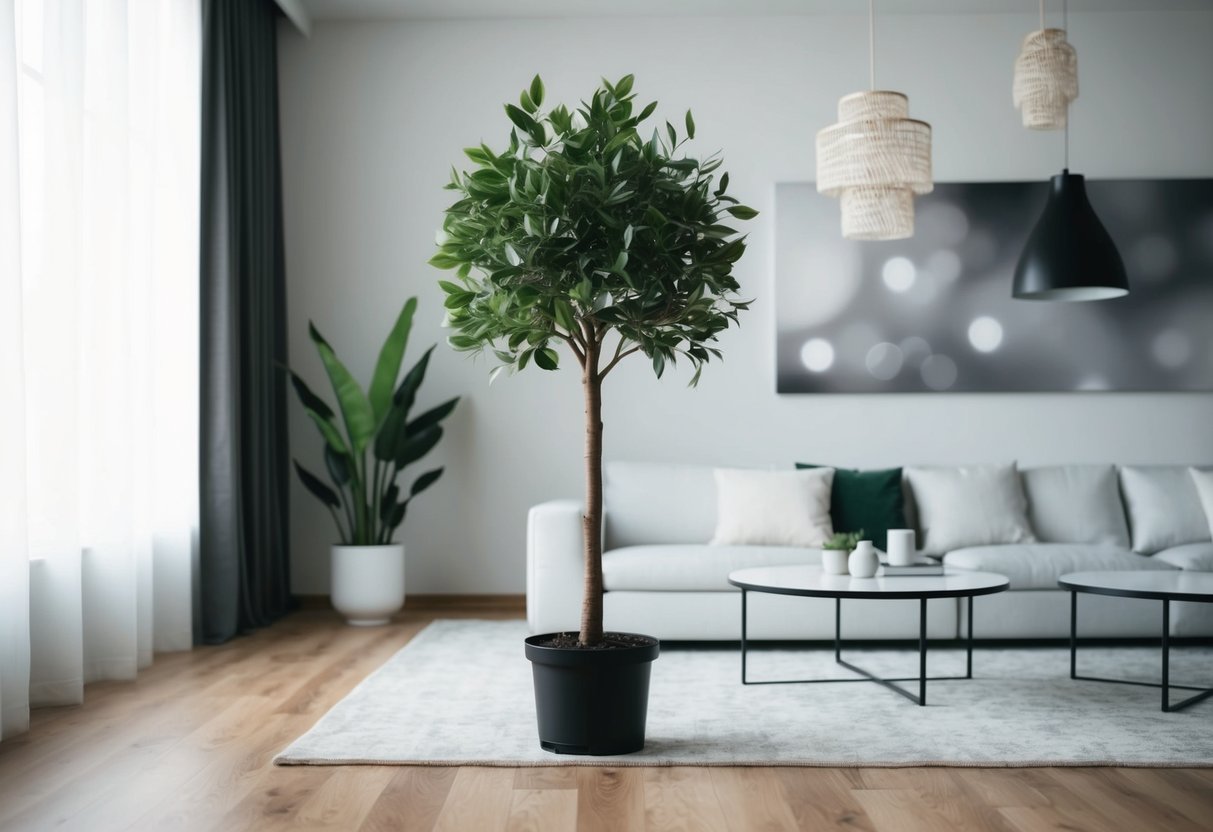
<box><xmin>199</xmin><ymin>0</ymin><xmax>291</xmax><ymax>644</ymax></box>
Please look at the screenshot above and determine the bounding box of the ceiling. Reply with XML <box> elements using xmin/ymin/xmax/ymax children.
<box><xmin>298</xmin><ymin>0</ymin><xmax>1210</xmax><ymax>21</ymax></box>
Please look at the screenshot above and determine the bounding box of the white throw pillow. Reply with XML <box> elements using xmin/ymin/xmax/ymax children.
<box><xmin>1020</xmin><ymin>464</ymin><xmax>1130</xmax><ymax>547</ymax></box>
<box><xmin>1187</xmin><ymin>468</ymin><xmax>1213</xmax><ymax>541</ymax></box>
<box><xmin>710</xmin><ymin>468</ymin><xmax>834</xmax><ymax>547</ymax></box>
<box><xmin>904</xmin><ymin>464</ymin><xmax>1037</xmax><ymax>555</ymax></box>
<box><xmin>1120</xmin><ymin>465</ymin><xmax>1211</xmax><ymax>553</ymax></box>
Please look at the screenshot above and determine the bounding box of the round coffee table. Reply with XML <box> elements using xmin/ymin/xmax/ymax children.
<box><xmin>727</xmin><ymin>565</ymin><xmax>1009</xmax><ymax>706</ymax></box>
<box><xmin>1059</xmin><ymin>571</ymin><xmax>1213</xmax><ymax>712</ymax></box>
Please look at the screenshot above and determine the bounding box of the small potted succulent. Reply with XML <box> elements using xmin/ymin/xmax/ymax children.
<box><xmin>822</xmin><ymin>530</ymin><xmax>866</xmax><ymax>575</ymax></box>
<box><xmin>290</xmin><ymin>298</ymin><xmax>459</xmax><ymax>625</ymax></box>
<box><xmin>431</xmin><ymin>74</ymin><xmax>755</xmax><ymax>754</ymax></box>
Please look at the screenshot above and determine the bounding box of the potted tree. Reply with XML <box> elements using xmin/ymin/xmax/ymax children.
<box><xmin>432</xmin><ymin>75</ymin><xmax>755</xmax><ymax>754</ymax></box>
<box><xmin>290</xmin><ymin>297</ymin><xmax>459</xmax><ymax>625</ymax></box>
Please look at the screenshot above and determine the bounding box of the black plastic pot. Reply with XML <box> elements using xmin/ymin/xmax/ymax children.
<box><xmin>524</xmin><ymin>632</ymin><xmax>660</xmax><ymax>756</ymax></box>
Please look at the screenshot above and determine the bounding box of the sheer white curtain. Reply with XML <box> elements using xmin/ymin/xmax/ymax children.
<box><xmin>0</xmin><ymin>0</ymin><xmax>200</xmax><ymax>741</ymax></box>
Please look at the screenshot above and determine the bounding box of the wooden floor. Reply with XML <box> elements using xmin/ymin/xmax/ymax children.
<box><xmin>1</xmin><ymin>607</ymin><xmax>1211</xmax><ymax>832</ymax></box>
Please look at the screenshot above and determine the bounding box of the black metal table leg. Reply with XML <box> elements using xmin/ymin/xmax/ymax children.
<box><xmin>834</xmin><ymin>598</ymin><xmax>841</xmax><ymax>663</ymax></box>
<box><xmin>1070</xmin><ymin>590</ymin><xmax>1077</xmax><ymax>679</ymax></box>
<box><xmin>1068</xmin><ymin>591</ymin><xmax>1212</xmax><ymax>711</ymax></box>
<box><xmin>740</xmin><ymin>589</ymin><xmax>748</xmax><ymax>684</ymax></box>
<box><xmin>739</xmin><ymin>593</ymin><xmax>980</xmax><ymax>701</ymax></box>
<box><xmin>966</xmin><ymin>595</ymin><xmax>974</xmax><ymax>679</ymax></box>
<box><xmin>918</xmin><ymin>598</ymin><xmax>928</xmax><ymax>705</ymax></box>
<box><xmin>1162</xmin><ymin>600</ymin><xmax>1170</xmax><ymax>712</ymax></box>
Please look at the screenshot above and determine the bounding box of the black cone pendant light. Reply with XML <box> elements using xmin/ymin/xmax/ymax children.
<box><xmin>1012</xmin><ymin>0</ymin><xmax>1128</xmax><ymax>302</ymax></box>
<box><xmin>1012</xmin><ymin>170</ymin><xmax>1128</xmax><ymax>301</ymax></box>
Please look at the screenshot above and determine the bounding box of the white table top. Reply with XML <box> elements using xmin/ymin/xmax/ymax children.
<box><xmin>1059</xmin><ymin>571</ymin><xmax>1213</xmax><ymax>602</ymax></box>
<box><xmin>728</xmin><ymin>565</ymin><xmax>1009</xmax><ymax>599</ymax></box>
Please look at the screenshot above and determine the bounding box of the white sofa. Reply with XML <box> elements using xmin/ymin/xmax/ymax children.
<box><xmin>527</xmin><ymin>462</ymin><xmax>1213</xmax><ymax>640</ymax></box>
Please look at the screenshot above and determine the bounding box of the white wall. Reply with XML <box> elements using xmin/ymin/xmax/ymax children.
<box><xmin>277</xmin><ymin>10</ymin><xmax>1213</xmax><ymax>595</ymax></box>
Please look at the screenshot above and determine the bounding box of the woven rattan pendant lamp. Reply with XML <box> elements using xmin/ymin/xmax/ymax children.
<box><xmin>1013</xmin><ymin>0</ymin><xmax>1128</xmax><ymax>301</ymax></box>
<box><xmin>816</xmin><ymin>0</ymin><xmax>932</xmax><ymax>241</ymax></box>
<box><xmin>1013</xmin><ymin>0</ymin><xmax>1078</xmax><ymax>129</ymax></box>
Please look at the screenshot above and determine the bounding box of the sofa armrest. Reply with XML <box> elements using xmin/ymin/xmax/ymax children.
<box><xmin>527</xmin><ymin>500</ymin><xmax>585</xmax><ymax>634</ymax></box>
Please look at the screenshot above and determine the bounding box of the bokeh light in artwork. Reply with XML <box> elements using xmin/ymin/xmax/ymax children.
<box><xmin>926</xmin><ymin>249</ymin><xmax>963</xmax><ymax>284</ymax></box>
<box><xmin>899</xmin><ymin>336</ymin><xmax>932</xmax><ymax>368</ymax></box>
<box><xmin>921</xmin><ymin>354</ymin><xmax>959</xmax><ymax>391</ymax></box>
<box><xmin>1152</xmin><ymin>329</ymin><xmax>1191</xmax><ymax>369</ymax></box>
<box><xmin>800</xmin><ymin>338</ymin><xmax>836</xmax><ymax>372</ymax></box>
<box><xmin>967</xmin><ymin>316</ymin><xmax>1004</xmax><ymax>353</ymax></box>
<box><xmin>865</xmin><ymin>343</ymin><xmax>904</xmax><ymax>380</ymax></box>
<box><xmin>881</xmin><ymin>257</ymin><xmax>917</xmax><ymax>293</ymax></box>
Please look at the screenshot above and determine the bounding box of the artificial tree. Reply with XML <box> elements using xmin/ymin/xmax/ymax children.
<box><xmin>432</xmin><ymin>75</ymin><xmax>755</xmax><ymax>646</ymax></box>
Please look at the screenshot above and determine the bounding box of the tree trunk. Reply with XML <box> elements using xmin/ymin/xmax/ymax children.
<box><xmin>579</xmin><ymin>340</ymin><xmax>604</xmax><ymax>647</ymax></box>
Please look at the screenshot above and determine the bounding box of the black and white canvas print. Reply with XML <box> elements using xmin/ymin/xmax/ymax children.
<box><xmin>775</xmin><ymin>179</ymin><xmax>1213</xmax><ymax>393</ymax></box>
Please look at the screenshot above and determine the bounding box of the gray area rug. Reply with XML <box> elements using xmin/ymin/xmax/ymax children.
<box><xmin>276</xmin><ymin>619</ymin><xmax>1213</xmax><ymax>767</ymax></box>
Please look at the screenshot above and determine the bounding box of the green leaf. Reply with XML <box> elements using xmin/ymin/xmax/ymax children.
<box><xmin>504</xmin><ymin>103</ymin><xmax>538</xmax><ymax>135</ymax></box>
<box><xmin>383</xmin><ymin>500</ymin><xmax>406</xmax><ymax>533</ymax></box>
<box><xmin>309</xmin><ymin>322</ymin><xmax>376</xmax><ymax>452</ymax></box>
<box><xmin>324</xmin><ymin>445</ymin><xmax>351</xmax><ymax>486</ymax></box>
<box><xmin>410</xmin><ymin>467</ymin><xmax>444</xmax><ymax>497</ymax></box>
<box><xmin>726</xmin><ymin>204</ymin><xmax>759</xmax><ymax>220</ymax></box>
<box><xmin>534</xmin><ymin>347</ymin><xmax>559</xmax><ymax>371</ymax></box>
<box><xmin>368</xmin><ymin>298</ymin><xmax>417</xmax><ymax>425</ymax></box>
<box><xmin>395</xmin><ymin>425</ymin><xmax>443</xmax><ymax>469</ymax></box>
<box><xmin>529</xmin><ymin>74</ymin><xmax>545</xmax><ymax>108</ymax></box>
<box><xmin>652</xmin><ymin>351</ymin><xmax>665</xmax><ymax>378</ymax></box>
<box><xmin>637</xmin><ymin>100</ymin><xmax>657</xmax><ymax>122</ymax></box>
<box><xmin>294</xmin><ymin>461</ymin><xmax>339</xmax><ymax>509</ymax></box>
<box><xmin>685</xmin><ymin>109</ymin><xmax>695</xmax><ymax>140</ymax></box>
<box><xmin>393</xmin><ymin>345</ymin><xmax>436</xmax><ymax>420</ymax></box>
<box><xmin>289</xmin><ymin>371</ymin><xmax>335</xmax><ymax>422</ymax></box>
<box><xmin>615</xmin><ymin>74</ymin><xmax>634</xmax><ymax>98</ymax></box>
<box><xmin>305</xmin><ymin>409</ymin><xmax>349</xmax><ymax>456</ymax></box>
<box><xmin>603</xmin><ymin>128</ymin><xmax>636</xmax><ymax>156</ymax></box>
<box><xmin>519</xmin><ymin>88</ymin><xmax>536</xmax><ymax>114</ymax></box>
<box><xmin>407</xmin><ymin>397</ymin><xmax>460</xmax><ymax>435</ymax></box>
<box><xmin>380</xmin><ymin>482</ymin><xmax>400</xmax><ymax>518</ymax></box>
<box><xmin>372</xmin><ymin>403</ymin><xmax>407</xmax><ymax>463</ymax></box>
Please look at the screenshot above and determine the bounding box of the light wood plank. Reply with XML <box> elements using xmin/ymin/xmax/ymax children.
<box><xmin>642</xmin><ymin>767</ymin><xmax>728</xmax><ymax>832</ymax></box>
<box><xmin>432</xmin><ymin>767</ymin><xmax>515</xmax><ymax>832</ymax></box>
<box><xmin>0</xmin><ymin>608</ymin><xmax>1208</xmax><ymax>832</ymax></box>
<box><xmin>710</xmin><ymin>767</ymin><xmax>800</xmax><ymax>831</ymax></box>
<box><xmin>360</xmin><ymin>766</ymin><xmax>459</xmax><ymax>832</ymax></box>
<box><xmin>505</xmin><ymin>788</ymin><xmax>579</xmax><ymax>832</ymax></box>
<box><xmin>577</xmin><ymin>767</ymin><xmax>645</xmax><ymax>832</ymax></box>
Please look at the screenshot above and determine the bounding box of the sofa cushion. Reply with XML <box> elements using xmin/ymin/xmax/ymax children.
<box><xmin>711</xmin><ymin>467</ymin><xmax>834</xmax><ymax>547</ymax></box>
<box><xmin>1021</xmin><ymin>464</ymin><xmax>1129</xmax><ymax>547</ymax></box>
<box><xmin>1119</xmin><ymin>465</ymin><xmax>1211</xmax><ymax>553</ymax></box>
<box><xmin>1153</xmin><ymin>542</ymin><xmax>1213</xmax><ymax>572</ymax></box>
<box><xmin>796</xmin><ymin>463</ymin><xmax>906</xmax><ymax>551</ymax></box>
<box><xmin>904</xmin><ymin>464</ymin><xmax>1036</xmax><ymax>555</ymax></box>
<box><xmin>943</xmin><ymin>543</ymin><xmax>1174</xmax><ymax>590</ymax></box>
<box><xmin>604</xmin><ymin>462</ymin><xmax>718</xmax><ymax>549</ymax></box>
<box><xmin>1191</xmin><ymin>468</ymin><xmax>1213</xmax><ymax>538</ymax></box>
<box><xmin>602</xmin><ymin>544</ymin><xmax>818</xmax><ymax>591</ymax></box>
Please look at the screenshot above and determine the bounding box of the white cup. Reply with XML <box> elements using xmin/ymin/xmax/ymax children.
<box><xmin>886</xmin><ymin>529</ymin><xmax>916</xmax><ymax>566</ymax></box>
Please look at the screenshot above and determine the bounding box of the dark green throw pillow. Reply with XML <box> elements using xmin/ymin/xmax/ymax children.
<box><xmin>795</xmin><ymin>464</ymin><xmax>906</xmax><ymax>551</ymax></box>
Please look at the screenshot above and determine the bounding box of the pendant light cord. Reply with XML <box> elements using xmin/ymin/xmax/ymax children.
<box><xmin>1063</xmin><ymin>0</ymin><xmax>1070</xmax><ymax>170</ymax></box>
<box><xmin>868</xmin><ymin>0</ymin><xmax>876</xmax><ymax>90</ymax></box>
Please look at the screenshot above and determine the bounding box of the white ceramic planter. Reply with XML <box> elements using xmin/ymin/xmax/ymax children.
<box><xmin>331</xmin><ymin>543</ymin><xmax>405</xmax><ymax>626</ymax></box>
